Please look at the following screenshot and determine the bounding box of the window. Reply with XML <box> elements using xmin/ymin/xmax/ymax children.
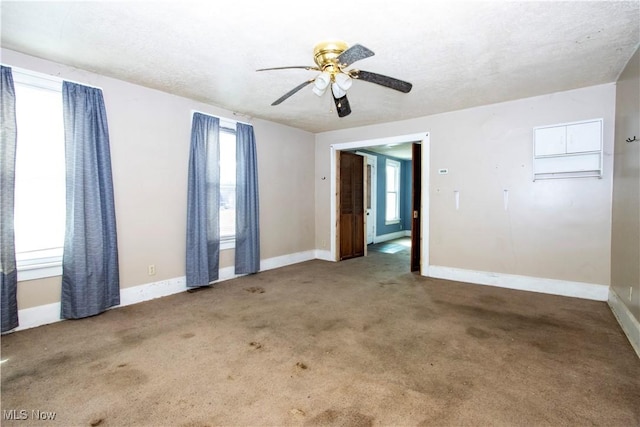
<box><xmin>13</xmin><ymin>70</ymin><xmax>66</xmax><ymax>280</ymax></box>
<box><xmin>385</xmin><ymin>159</ymin><xmax>401</xmax><ymax>224</ymax></box>
<box><xmin>219</xmin><ymin>127</ymin><xmax>236</xmax><ymax>244</ymax></box>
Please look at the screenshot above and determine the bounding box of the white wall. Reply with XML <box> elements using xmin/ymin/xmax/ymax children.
<box><xmin>612</xmin><ymin>46</ymin><xmax>640</xmax><ymax>321</ymax></box>
<box><xmin>316</xmin><ymin>84</ymin><xmax>616</xmax><ymax>293</ymax></box>
<box><xmin>609</xmin><ymin>46</ymin><xmax>640</xmax><ymax>356</ymax></box>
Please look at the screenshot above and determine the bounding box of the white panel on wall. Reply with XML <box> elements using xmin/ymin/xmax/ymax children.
<box><xmin>566</xmin><ymin>121</ymin><xmax>602</xmax><ymax>153</ymax></box>
<box><xmin>533</xmin><ymin>118</ymin><xmax>603</xmax><ymax>180</ymax></box>
<box><xmin>534</xmin><ymin>126</ymin><xmax>566</xmax><ymax>156</ymax></box>
<box><xmin>534</xmin><ymin>153</ymin><xmax>601</xmax><ymax>174</ymax></box>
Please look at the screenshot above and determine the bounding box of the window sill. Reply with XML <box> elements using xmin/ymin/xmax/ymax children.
<box><xmin>385</xmin><ymin>220</ymin><xmax>400</xmax><ymax>225</ymax></box>
<box><xmin>220</xmin><ymin>238</ymin><xmax>236</xmax><ymax>251</ymax></box>
<box><xmin>17</xmin><ymin>261</ymin><xmax>62</xmax><ymax>282</ymax></box>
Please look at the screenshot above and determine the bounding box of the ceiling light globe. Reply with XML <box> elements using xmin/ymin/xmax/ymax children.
<box><xmin>314</xmin><ymin>72</ymin><xmax>331</xmax><ymax>90</ymax></box>
<box><xmin>334</xmin><ymin>73</ymin><xmax>352</xmax><ymax>90</ymax></box>
<box><xmin>312</xmin><ymin>86</ymin><xmax>328</xmax><ymax>97</ymax></box>
<box><xmin>331</xmin><ymin>82</ymin><xmax>347</xmax><ymax>98</ymax></box>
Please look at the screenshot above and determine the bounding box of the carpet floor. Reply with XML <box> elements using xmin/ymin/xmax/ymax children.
<box><xmin>1</xmin><ymin>239</ymin><xmax>639</xmax><ymax>426</ymax></box>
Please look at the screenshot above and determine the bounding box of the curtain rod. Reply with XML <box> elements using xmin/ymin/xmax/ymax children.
<box><xmin>191</xmin><ymin>109</ymin><xmax>253</xmax><ymax>127</ymax></box>
<box><xmin>4</xmin><ymin>64</ymin><xmax>104</xmax><ymax>91</ymax></box>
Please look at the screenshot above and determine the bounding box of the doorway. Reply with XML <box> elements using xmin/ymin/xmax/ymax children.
<box><xmin>410</xmin><ymin>142</ymin><xmax>421</xmax><ymax>272</ymax></box>
<box><xmin>330</xmin><ymin>132</ymin><xmax>430</xmax><ymax>276</ymax></box>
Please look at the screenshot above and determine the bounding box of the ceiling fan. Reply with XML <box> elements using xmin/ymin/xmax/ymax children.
<box><xmin>257</xmin><ymin>41</ymin><xmax>412</xmax><ymax>118</ymax></box>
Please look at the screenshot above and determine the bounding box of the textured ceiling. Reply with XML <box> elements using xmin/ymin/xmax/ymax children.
<box><xmin>1</xmin><ymin>1</ymin><xmax>639</xmax><ymax>134</ymax></box>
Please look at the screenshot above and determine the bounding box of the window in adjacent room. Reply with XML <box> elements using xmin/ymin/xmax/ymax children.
<box><xmin>219</xmin><ymin>125</ymin><xmax>236</xmax><ymax>246</ymax></box>
<box><xmin>385</xmin><ymin>159</ymin><xmax>401</xmax><ymax>224</ymax></box>
<box><xmin>12</xmin><ymin>70</ymin><xmax>65</xmax><ymax>280</ymax></box>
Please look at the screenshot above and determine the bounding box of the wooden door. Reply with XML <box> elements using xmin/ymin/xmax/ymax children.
<box><xmin>339</xmin><ymin>151</ymin><xmax>365</xmax><ymax>260</ymax></box>
<box><xmin>410</xmin><ymin>143</ymin><xmax>422</xmax><ymax>272</ymax></box>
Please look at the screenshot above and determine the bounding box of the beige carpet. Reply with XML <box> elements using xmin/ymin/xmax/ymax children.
<box><xmin>2</xmin><ymin>240</ymin><xmax>639</xmax><ymax>426</ymax></box>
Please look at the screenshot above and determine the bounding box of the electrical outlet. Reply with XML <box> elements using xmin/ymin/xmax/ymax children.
<box><xmin>148</xmin><ymin>265</ymin><xmax>156</xmax><ymax>276</ymax></box>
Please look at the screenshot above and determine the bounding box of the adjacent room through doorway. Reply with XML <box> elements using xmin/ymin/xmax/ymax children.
<box><xmin>368</xmin><ymin>237</ymin><xmax>411</xmax><ymax>254</ymax></box>
<box><xmin>336</xmin><ymin>136</ymin><xmax>424</xmax><ymax>273</ymax></box>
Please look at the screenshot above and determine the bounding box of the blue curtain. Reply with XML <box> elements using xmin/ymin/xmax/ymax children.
<box><xmin>235</xmin><ymin>123</ymin><xmax>260</xmax><ymax>274</ymax></box>
<box><xmin>1</xmin><ymin>66</ymin><xmax>18</xmax><ymax>332</ymax></box>
<box><xmin>61</xmin><ymin>81</ymin><xmax>120</xmax><ymax>319</ymax></box>
<box><xmin>186</xmin><ymin>113</ymin><xmax>220</xmax><ymax>287</ymax></box>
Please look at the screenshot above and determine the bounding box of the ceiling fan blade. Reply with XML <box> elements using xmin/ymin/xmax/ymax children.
<box><xmin>352</xmin><ymin>69</ymin><xmax>412</xmax><ymax>93</ymax></box>
<box><xmin>337</xmin><ymin>44</ymin><xmax>375</xmax><ymax>67</ymax></box>
<box><xmin>257</xmin><ymin>65</ymin><xmax>320</xmax><ymax>72</ymax></box>
<box><xmin>271</xmin><ymin>79</ymin><xmax>315</xmax><ymax>106</ymax></box>
<box><xmin>333</xmin><ymin>93</ymin><xmax>351</xmax><ymax>117</ymax></box>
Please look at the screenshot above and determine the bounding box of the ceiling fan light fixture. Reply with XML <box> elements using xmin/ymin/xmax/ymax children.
<box><xmin>334</xmin><ymin>73</ymin><xmax>352</xmax><ymax>91</ymax></box>
<box><xmin>312</xmin><ymin>72</ymin><xmax>331</xmax><ymax>96</ymax></box>
<box><xmin>312</xmin><ymin>85</ymin><xmax>328</xmax><ymax>96</ymax></box>
<box><xmin>331</xmin><ymin>82</ymin><xmax>347</xmax><ymax>98</ymax></box>
<box><xmin>258</xmin><ymin>40</ymin><xmax>412</xmax><ymax>118</ymax></box>
<box><xmin>331</xmin><ymin>72</ymin><xmax>352</xmax><ymax>98</ymax></box>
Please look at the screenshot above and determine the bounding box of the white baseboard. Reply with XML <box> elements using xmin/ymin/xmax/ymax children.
<box><xmin>120</xmin><ymin>276</ymin><xmax>186</xmax><ymax>306</ymax></box>
<box><xmin>315</xmin><ymin>249</ymin><xmax>334</xmax><ymax>262</ymax></box>
<box><xmin>9</xmin><ymin>250</ymin><xmax>319</xmax><ymax>333</ymax></box>
<box><xmin>608</xmin><ymin>288</ymin><xmax>640</xmax><ymax>358</ymax></box>
<box><xmin>260</xmin><ymin>250</ymin><xmax>316</xmax><ymax>271</ymax></box>
<box><xmin>13</xmin><ymin>302</ymin><xmax>61</xmax><ymax>332</ymax></box>
<box><xmin>373</xmin><ymin>230</ymin><xmax>410</xmax><ymax>244</ymax></box>
<box><xmin>428</xmin><ymin>265</ymin><xmax>609</xmax><ymax>301</ymax></box>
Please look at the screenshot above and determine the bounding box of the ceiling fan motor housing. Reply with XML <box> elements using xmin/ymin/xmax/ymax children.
<box><xmin>313</xmin><ymin>41</ymin><xmax>349</xmax><ymax>73</ymax></box>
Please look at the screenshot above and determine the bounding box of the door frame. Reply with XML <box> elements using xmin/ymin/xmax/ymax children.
<box><xmin>329</xmin><ymin>132</ymin><xmax>430</xmax><ymax>277</ymax></box>
<box><xmin>356</xmin><ymin>151</ymin><xmax>377</xmax><ymax>245</ymax></box>
<box><xmin>410</xmin><ymin>143</ymin><xmax>422</xmax><ymax>272</ymax></box>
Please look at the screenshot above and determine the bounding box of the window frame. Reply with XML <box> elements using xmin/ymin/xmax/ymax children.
<box><xmin>385</xmin><ymin>158</ymin><xmax>401</xmax><ymax>225</ymax></box>
<box><xmin>12</xmin><ymin>68</ymin><xmax>66</xmax><ymax>281</ymax></box>
<box><xmin>218</xmin><ymin>122</ymin><xmax>237</xmax><ymax>250</ymax></box>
